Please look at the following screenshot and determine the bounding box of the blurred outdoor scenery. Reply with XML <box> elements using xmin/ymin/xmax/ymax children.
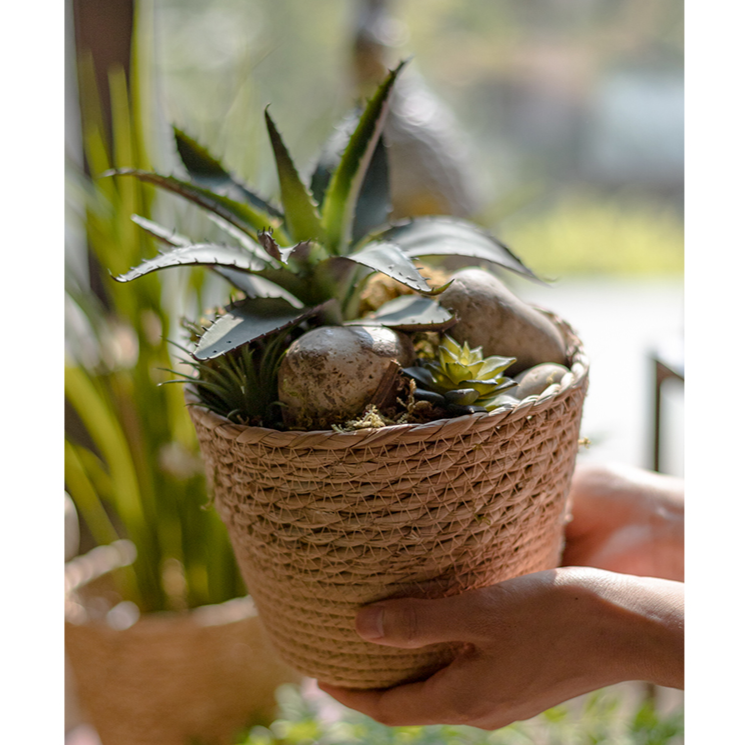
<box><xmin>65</xmin><ymin>0</ymin><xmax>683</xmax><ymax>743</ymax></box>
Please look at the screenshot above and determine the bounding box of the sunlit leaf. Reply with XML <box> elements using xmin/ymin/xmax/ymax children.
<box><xmin>173</xmin><ymin>126</ymin><xmax>283</xmax><ymax>218</ymax></box>
<box><xmin>353</xmin><ymin>295</ymin><xmax>455</xmax><ymax>332</ymax></box>
<box><xmin>310</xmin><ymin>108</ymin><xmax>392</xmax><ymax>244</ymax></box>
<box><xmin>130</xmin><ymin>214</ymin><xmax>190</xmax><ymax>247</ymax></box>
<box><xmin>113</xmin><ymin>243</ymin><xmax>267</xmax><ymax>283</ymax></box>
<box><xmin>338</xmin><ymin>240</ymin><xmax>434</xmax><ymax>295</ymax></box>
<box><xmin>265</xmin><ymin>109</ymin><xmax>325</xmax><ymax>243</ymax></box>
<box><xmin>194</xmin><ymin>297</ymin><xmax>336</xmax><ymax>360</ymax></box>
<box><xmin>380</xmin><ymin>216</ymin><xmax>542</xmax><ymax>281</ymax></box>
<box><xmin>65</xmin><ymin>440</ymin><xmax>121</xmax><ymax>546</ymax></box>
<box><xmin>321</xmin><ymin>60</ymin><xmax>407</xmax><ymax>255</ymax></box>
<box><xmin>64</xmin><ymin>365</ymin><xmax>148</xmax><ymax>559</ymax></box>
<box><xmin>309</xmin><ymin>109</ymin><xmax>358</xmax><ymax>206</ymax></box>
<box><xmin>103</xmin><ymin>168</ymin><xmax>280</xmax><ymax>239</ymax></box>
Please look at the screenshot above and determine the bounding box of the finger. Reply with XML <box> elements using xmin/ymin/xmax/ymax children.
<box><xmin>318</xmin><ymin>664</ymin><xmax>473</xmax><ymax>727</ymax></box>
<box><xmin>318</xmin><ymin>682</ymin><xmax>441</xmax><ymax>726</ymax></box>
<box><xmin>355</xmin><ymin>592</ymin><xmax>494</xmax><ymax>648</ymax></box>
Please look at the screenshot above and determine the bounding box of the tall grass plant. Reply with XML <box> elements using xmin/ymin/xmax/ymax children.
<box><xmin>65</xmin><ymin>9</ymin><xmax>245</xmax><ymax>612</ymax></box>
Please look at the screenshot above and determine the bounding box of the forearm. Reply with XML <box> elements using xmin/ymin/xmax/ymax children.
<box><xmin>558</xmin><ymin>567</ymin><xmax>684</xmax><ymax>689</ymax></box>
<box><xmin>565</xmin><ymin>462</ymin><xmax>685</xmax><ymax>581</ymax></box>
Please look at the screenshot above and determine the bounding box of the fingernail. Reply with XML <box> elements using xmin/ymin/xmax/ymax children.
<box><xmin>356</xmin><ymin>605</ymin><xmax>384</xmax><ymax>640</ymax></box>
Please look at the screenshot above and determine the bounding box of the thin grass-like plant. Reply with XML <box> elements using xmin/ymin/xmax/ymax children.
<box><xmin>166</xmin><ymin>322</ymin><xmax>292</xmax><ymax>426</ymax></box>
<box><xmin>65</xmin><ymin>37</ymin><xmax>245</xmax><ymax>612</ymax></box>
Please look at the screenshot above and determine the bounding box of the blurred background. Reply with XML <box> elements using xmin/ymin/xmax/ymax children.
<box><xmin>65</xmin><ymin>0</ymin><xmax>683</xmax><ymax>742</ymax></box>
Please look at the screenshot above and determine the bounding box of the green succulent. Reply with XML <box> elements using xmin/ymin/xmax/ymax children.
<box><xmin>403</xmin><ymin>335</ymin><xmax>517</xmax><ymax>414</ymax></box>
<box><xmin>106</xmin><ymin>60</ymin><xmax>538</xmax><ymax>423</ymax></box>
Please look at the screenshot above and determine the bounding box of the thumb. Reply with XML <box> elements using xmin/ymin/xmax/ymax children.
<box><xmin>355</xmin><ymin>595</ymin><xmax>480</xmax><ymax>649</ymax></box>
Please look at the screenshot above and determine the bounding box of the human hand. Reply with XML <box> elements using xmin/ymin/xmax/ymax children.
<box><xmin>563</xmin><ymin>462</ymin><xmax>684</xmax><ymax>581</ymax></box>
<box><xmin>319</xmin><ymin>568</ymin><xmax>683</xmax><ymax>729</ymax></box>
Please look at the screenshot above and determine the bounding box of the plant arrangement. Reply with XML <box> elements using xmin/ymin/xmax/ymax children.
<box><xmin>104</xmin><ymin>60</ymin><xmax>590</xmax><ymax>689</ymax></box>
<box><xmin>109</xmin><ymin>61</ymin><xmax>546</xmax><ymax>430</ymax></box>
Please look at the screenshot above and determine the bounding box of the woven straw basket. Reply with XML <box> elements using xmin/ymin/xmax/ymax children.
<box><xmin>65</xmin><ymin>556</ymin><xmax>301</xmax><ymax>745</ymax></box>
<box><xmin>187</xmin><ymin>313</ymin><xmax>589</xmax><ymax>689</ymax></box>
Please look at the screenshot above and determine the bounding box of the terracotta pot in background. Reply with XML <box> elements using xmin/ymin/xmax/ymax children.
<box><xmin>65</xmin><ymin>548</ymin><xmax>302</xmax><ymax>745</ymax></box>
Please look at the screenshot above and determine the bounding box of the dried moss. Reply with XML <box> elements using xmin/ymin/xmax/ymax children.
<box><xmin>330</xmin><ymin>377</ymin><xmax>448</xmax><ymax>432</ymax></box>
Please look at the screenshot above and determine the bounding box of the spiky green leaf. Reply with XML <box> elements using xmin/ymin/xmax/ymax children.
<box><xmin>309</xmin><ymin>109</ymin><xmax>358</xmax><ymax>206</ymax></box>
<box><xmin>264</xmin><ymin>109</ymin><xmax>325</xmax><ymax>243</ymax></box>
<box><xmin>194</xmin><ymin>297</ymin><xmax>335</xmax><ymax>360</ymax></box>
<box><xmin>130</xmin><ymin>214</ymin><xmax>191</xmax><ymax>247</ymax></box>
<box><xmin>212</xmin><ymin>269</ymin><xmax>303</xmax><ymax>306</ymax></box>
<box><xmin>310</xmin><ymin>107</ymin><xmax>392</xmax><ymax>244</ymax></box>
<box><xmin>341</xmin><ymin>240</ymin><xmax>435</xmax><ymax>295</ymax></box>
<box><xmin>354</xmin><ymin>295</ymin><xmax>455</xmax><ymax>332</ymax></box>
<box><xmin>173</xmin><ymin>126</ymin><xmax>283</xmax><ymax>218</ymax></box>
<box><xmin>256</xmin><ymin>231</ymin><xmax>315</xmax><ymax>268</ymax></box>
<box><xmin>104</xmin><ymin>169</ymin><xmax>281</xmax><ymax>240</ymax></box>
<box><xmin>113</xmin><ymin>244</ymin><xmax>267</xmax><ymax>283</ymax></box>
<box><xmin>352</xmin><ymin>134</ymin><xmax>391</xmax><ymax>244</ymax></box>
<box><xmin>379</xmin><ymin>216</ymin><xmax>542</xmax><ymax>281</ymax></box>
<box><xmin>127</xmin><ymin>214</ymin><xmax>301</xmax><ymax>301</ymax></box>
<box><xmin>321</xmin><ymin>60</ymin><xmax>407</xmax><ymax>254</ymax></box>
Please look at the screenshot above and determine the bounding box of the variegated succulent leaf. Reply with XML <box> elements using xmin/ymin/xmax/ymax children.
<box><xmin>403</xmin><ymin>335</ymin><xmax>517</xmax><ymax>413</ymax></box>
<box><xmin>443</xmin><ymin>389</ymin><xmax>481</xmax><ymax>406</ymax></box>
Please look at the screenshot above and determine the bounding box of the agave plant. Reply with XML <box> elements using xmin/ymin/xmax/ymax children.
<box><xmin>108</xmin><ymin>61</ymin><xmax>537</xmax><ymax>423</ymax></box>
<box><xmin>403</xmin><ymin>335</ymin><xmax>517</xmax><ymax>415</ymax></box>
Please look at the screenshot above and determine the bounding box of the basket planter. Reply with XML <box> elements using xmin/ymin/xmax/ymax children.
<box><xmin>187</xmin><ymin>314</ymin><xmax>589</xmax><ymax>689</ymax></box>
<box><xmin>65</xmin><ymin>556</ymin><xmax>302</xmax><ymax>745</ymax></box>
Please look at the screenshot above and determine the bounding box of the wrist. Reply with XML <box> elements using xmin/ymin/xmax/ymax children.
<box><xmin>555</xmin><ymin>567</ymin><xmax>684</xmax><ymax>689</ymax></box>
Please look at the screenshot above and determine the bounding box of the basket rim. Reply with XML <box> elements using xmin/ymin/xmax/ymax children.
<box><xmin>185</xmin><ymin>311</ymin><xmax>589</xmax><ymax>446</ymax></box>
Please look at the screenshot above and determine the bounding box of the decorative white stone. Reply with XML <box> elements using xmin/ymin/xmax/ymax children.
<box><xmin>278</xmin><ymin>325</ymin><xmax>415</xmax><ymax>428</ymax></box>
<box><xmin>437</xmin><ymin>268</ymin><xmax>567</xmax><ymax>375</ymax></box>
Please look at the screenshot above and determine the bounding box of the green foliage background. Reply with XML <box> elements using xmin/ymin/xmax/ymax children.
<box><xmin>233</xmin><ymin>684</ymin><xmax>683</xmax><ymax>745</ymax></box>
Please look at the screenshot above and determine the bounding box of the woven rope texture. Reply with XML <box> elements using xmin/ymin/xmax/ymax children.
<box><xmin>65</xmin><ymin>594</ymin><xmax>300</xmax><ymax>745</ymax></box>
<box><xmin>188</xmin><ymin>316</ymin><xmax>589</xmax><ymax>688</ymax></box>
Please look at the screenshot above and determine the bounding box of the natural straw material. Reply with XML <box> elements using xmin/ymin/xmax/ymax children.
<box><xmin>188</xmin><ymin>314</ymin><xmax>589</xmax><ymax>689</ymax></box>
<box><xmin>65</xmin><ymin>575</ymin><xmax>300</xmax><ymax>745</ymax></box>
